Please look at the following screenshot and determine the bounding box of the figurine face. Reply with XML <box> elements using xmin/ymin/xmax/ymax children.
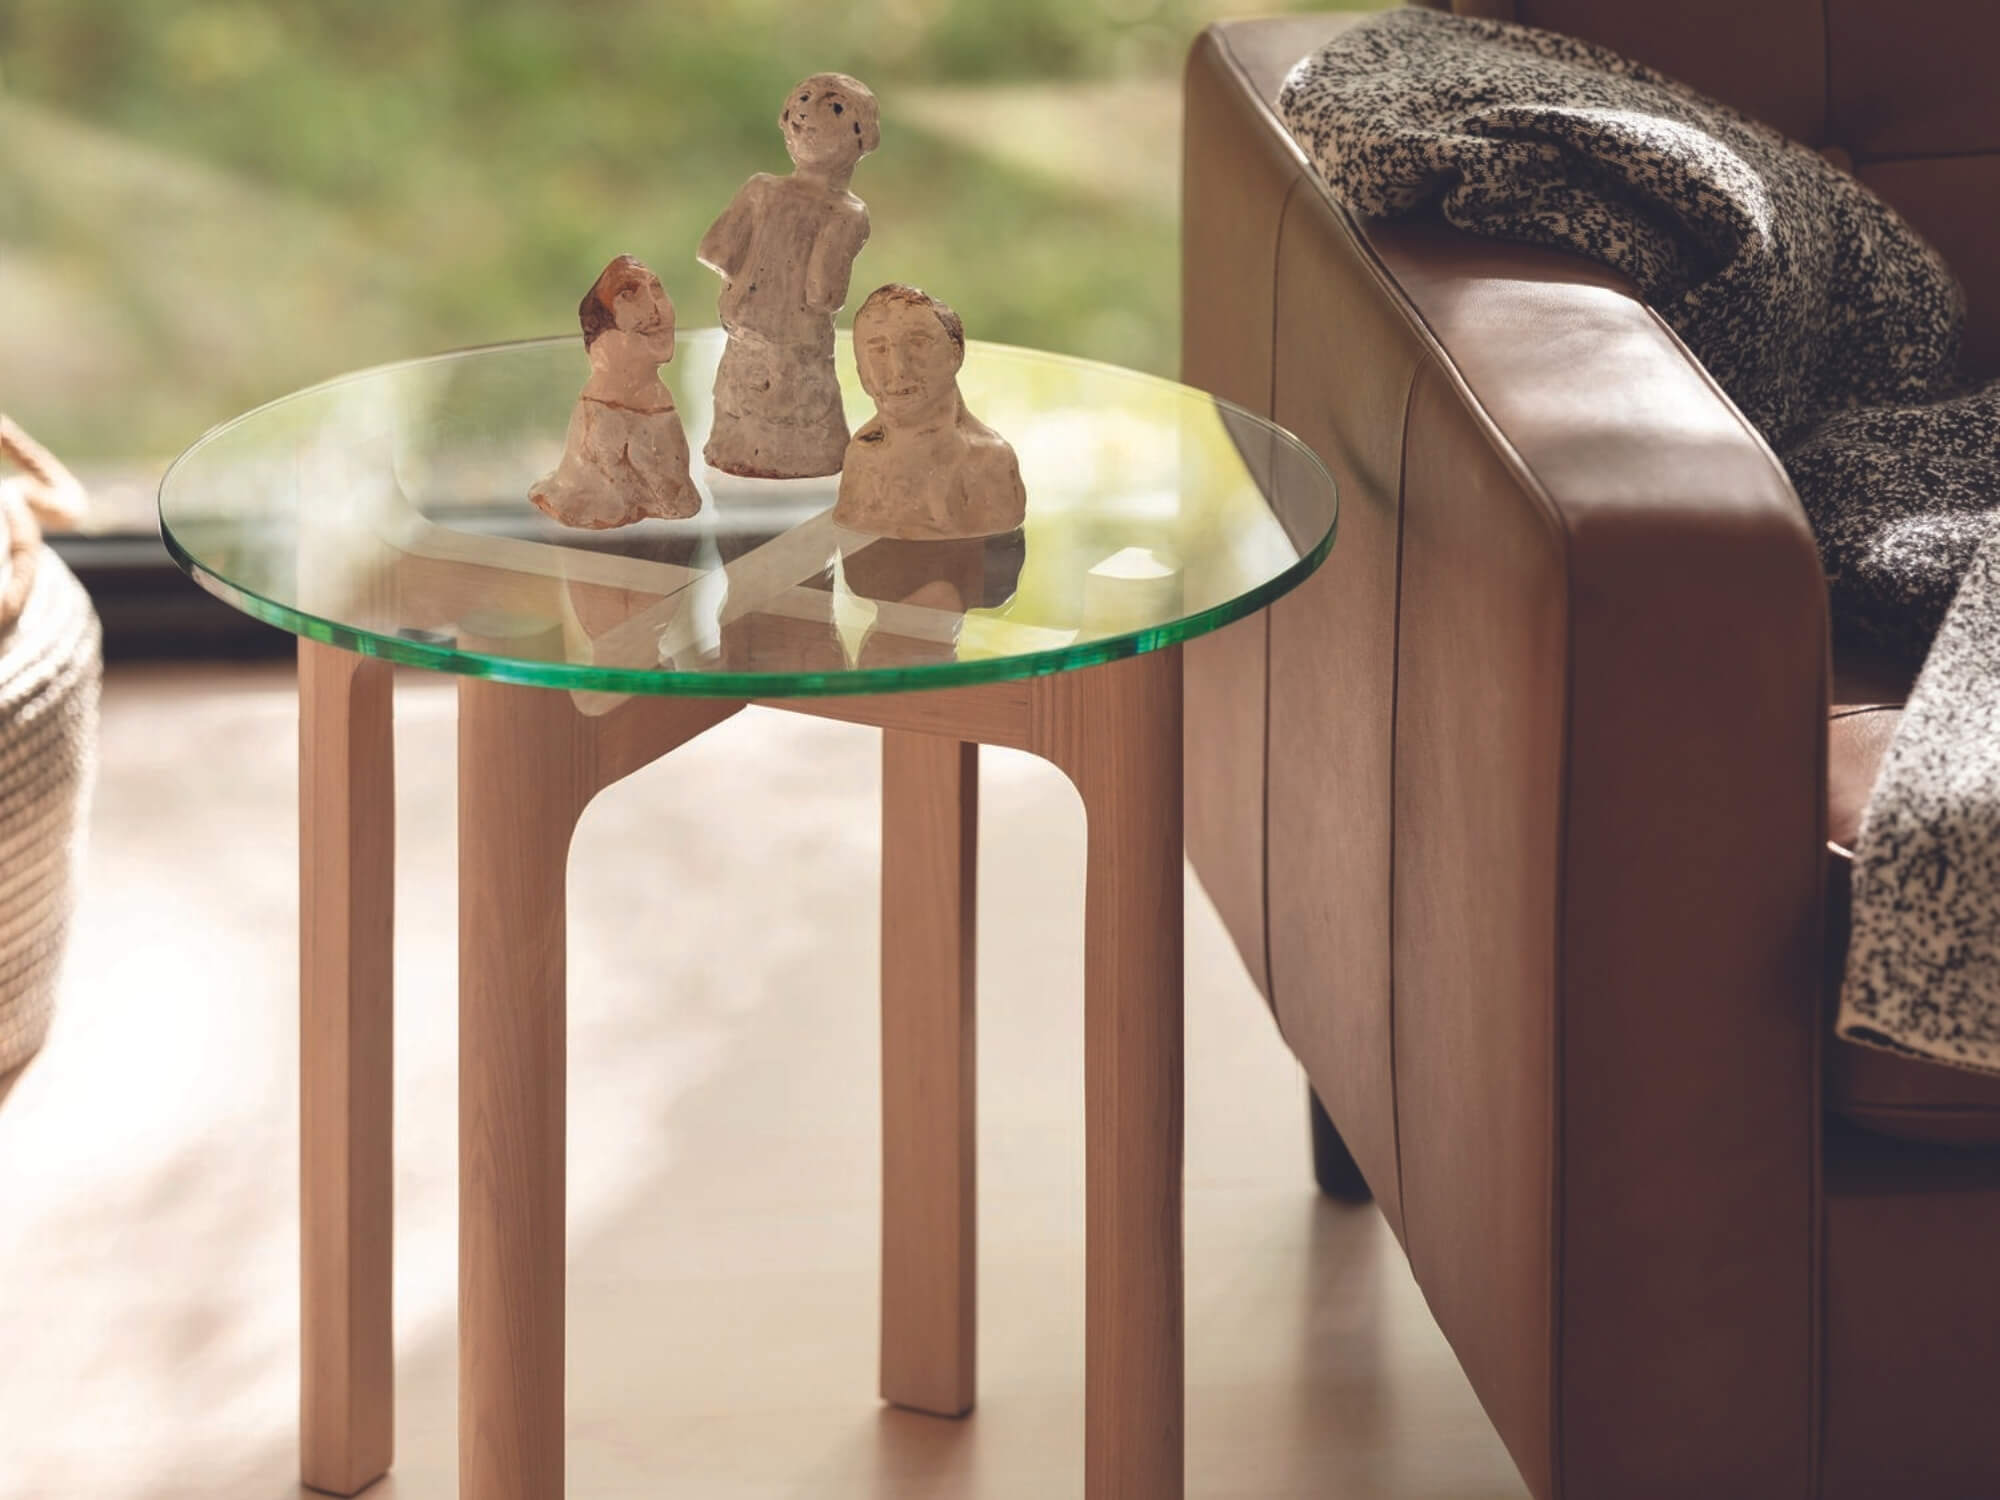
<box><xmin>781</xmin><ymin>82</ymin><xmax>869</xmax><ymax>175</ymax></box>
<box><xmin>856</xmin><ymin>298</ymin><xmax>962</xmax><ymax>422</ymax></box>
<box><xmin>615</xmin><ymin>275</ymin><xmax>675</xmax><ymax>363</ymax></box>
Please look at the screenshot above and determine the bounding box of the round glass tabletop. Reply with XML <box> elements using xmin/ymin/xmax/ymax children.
<box><xmin>159</xmin><ymin>331</ymin><xmax>1336</xmax><ymax>698</ymax></box>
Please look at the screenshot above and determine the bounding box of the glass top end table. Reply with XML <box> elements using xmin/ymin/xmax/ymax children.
<box><xmin>161</xmin><ymin>332</ymin><xmax>1335</xmax><ymax>1500</ymax></box>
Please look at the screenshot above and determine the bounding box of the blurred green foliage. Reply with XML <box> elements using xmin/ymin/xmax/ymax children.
<box><xmin>0</xmin><ymin>0</ymin><xmax>1379</xmax><ymax>465</ymax></box>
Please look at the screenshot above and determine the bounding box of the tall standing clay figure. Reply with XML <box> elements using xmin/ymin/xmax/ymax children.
<box><xmin>833</xmin><ymin>284</ymin><xmax>1026</xmax><ymax>541</ymax></box>
<box><xmin>530</xmin><ymin>255</ymin><xmax>700</xmax><ymax>530</ymax></box>
<box><xmin>699</xmin><ymin>72</ymin><xmax>879</xmax><ymax>479</ymax></box>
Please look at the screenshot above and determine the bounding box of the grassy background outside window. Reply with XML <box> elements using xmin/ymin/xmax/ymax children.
<box><xmin>1</xmin><ymin>0</ymin><xmax>1380</xmax><ymax>525</ymax></box>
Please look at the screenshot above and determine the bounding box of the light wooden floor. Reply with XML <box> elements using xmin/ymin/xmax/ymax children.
<box><xmin>0</xmin><ymin>664</ymin><xmax>1527</xmax><ymax>1500</ymax></box>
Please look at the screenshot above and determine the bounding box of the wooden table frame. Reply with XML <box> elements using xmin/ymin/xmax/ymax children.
<box><xmin>295</xmin><ymin>634</ymin><xmax>1186</xmax><ymax>1500</ymax></box>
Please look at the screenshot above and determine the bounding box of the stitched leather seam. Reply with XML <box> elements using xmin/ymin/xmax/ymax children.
<box><xmin>1218</xmin><ymin>12</ymin><xmax>1414</xmax><ymax>1228</ymax></box>
<box><xmin>1262</xmin><ymin>179</ymin><xmax>1304</xmax><ymax>1012</ymax></box>
<box><xmin>1385</xmin><ymin>357</ymin><xmax>1422</xmax><ymax>1290</ymax></box>
<box><xmin>1812</xmin><ymin>10</ymin><xmax>1832</xmax><ymax>1478</ymax></box>
<box><xmin>1209</xmin><ymin>19</ymin><xmax>1305</xmax><ymax>1028</ymax></box>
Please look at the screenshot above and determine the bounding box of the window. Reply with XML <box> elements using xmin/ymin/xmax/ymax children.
<box><xmin>0</xmin><ymin>0</ymin><xmax>1379</xmax><ymax>643</ymax></box>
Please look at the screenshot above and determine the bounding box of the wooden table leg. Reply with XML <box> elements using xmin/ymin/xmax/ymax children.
<box><xmin>879</xmin><ymin>731</ymin><xmax>978</xmax><ymax>1417</ymax></box>
<box><xmin>454</xmin><ymin>675</ymin><xmax>740</xmax><ymax>1500</ymax></box>
<box><xmin>299</xmin><ymin>640</ymin><xmax>396</xmax><ymax>1497</ymax></box>
<box><xmin>458</xmin><ymin>677</ymin><xmax>585</xmax><ymax>1500</ymax></box>
<box><xmin>1035</xmin><ymin>649</ymin><xmax>1186</xmax><ymax>1500</ymax></box>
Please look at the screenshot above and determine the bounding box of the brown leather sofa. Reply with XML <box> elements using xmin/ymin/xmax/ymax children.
<box><xmin>1181</xmin><ymin>5</ymin><xmax>2000</xmax><ymax>1497</ymax></box>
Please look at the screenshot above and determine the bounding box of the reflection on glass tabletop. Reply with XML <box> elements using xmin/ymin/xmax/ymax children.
<box><xmin>158</xmin><ymin>331</ymin><xmax>1337</xmax><ymax>698</ymax></box>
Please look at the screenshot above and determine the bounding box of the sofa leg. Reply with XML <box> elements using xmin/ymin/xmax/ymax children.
<box><xmin>1308</xmin><ymin>1088</ymin><xmax>1371</xmax><ymax>1203</ymax></box>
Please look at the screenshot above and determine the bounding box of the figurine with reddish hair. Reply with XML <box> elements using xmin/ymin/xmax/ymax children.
<box><xmin>529</xmin><ymin>255</ymin><xmax>699</xmax><ymax>529</ymax></box>
<box><xmin>698</xmin><ymin>73</ymin><xmax>879</xmax><ymax>478</ymax></box>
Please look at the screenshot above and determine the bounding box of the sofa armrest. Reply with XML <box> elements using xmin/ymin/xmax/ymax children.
<box><xmin>1366</xmin><ymin>216</ymin><xmax>1829</xmax><ymax>1500</ymax></box>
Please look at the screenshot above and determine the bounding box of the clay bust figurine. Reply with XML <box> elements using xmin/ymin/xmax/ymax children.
<box><xmin>833</xmin><ymin>285</ymin><xmax>1026</xmax><ymax>541</ymax></box>
<box><xmin>529</xmin><ymin>255</ymin><xmax>699</xmax><ymax>529</ymax></box>
<box><xmin>698</xmin><ymin>72</ymin><xmax>879</xmax><ymax>478</ymax></box>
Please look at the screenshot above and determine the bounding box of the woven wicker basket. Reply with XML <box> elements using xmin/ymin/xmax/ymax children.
<box><xmin>0</xmin><ymin>551</ymin><xmax>99</xmax><ymax>1075</ymax></box>
<box><xmin>1</xmin><ymin>420</ymin><xmax>99</xmax><ymax>1077</ymax></box>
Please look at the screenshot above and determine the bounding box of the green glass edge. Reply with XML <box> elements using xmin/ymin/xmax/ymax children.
<box><xmin>161</xmin><ymin>516</ymin><xmax>1336</xmax><ymax>697</ymax></box>
<box><xmin>157</xmin><ymin>335</ymin><xmax>1339</xmax><ymax>698</ymax></box>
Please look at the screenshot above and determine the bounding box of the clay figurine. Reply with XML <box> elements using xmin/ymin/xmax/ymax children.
<box><xmin>529</xmin><ymin>255</ymin><xmax>700</xmax><ymax>529</ymax></box>
<box><xmin>832</xmin><ymin>284</ymin><xmax>1026</xmax><ymax>541</ymax></box>
<box><xmin>698</xmin><ymin>73</ymin><xmax>878</xmax><ymax>478</ymax></box>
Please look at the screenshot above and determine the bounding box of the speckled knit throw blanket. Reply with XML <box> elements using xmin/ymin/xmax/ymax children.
<box><xmin>1280</xmin><ymin>8</ymin><xmax>2000</xmax><ymax>1073</ymax></box>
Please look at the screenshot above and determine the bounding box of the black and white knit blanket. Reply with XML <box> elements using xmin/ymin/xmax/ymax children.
<box><xmin>1279</xmin><ymin>8</ymin><xmax>2000</xmax><ymax>1073</ymax></box>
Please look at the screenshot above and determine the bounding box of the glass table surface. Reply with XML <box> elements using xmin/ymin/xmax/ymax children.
<box><xmin>158</xmin><ymin>331</ymin><xmax>1336</xmax><ymax>698</ymax></box>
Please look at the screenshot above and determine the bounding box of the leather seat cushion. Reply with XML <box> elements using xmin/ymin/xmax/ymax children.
<box><xmin>1826</xmin><ymin>702</ymin><xmax>2000</xmax><ymax>1146</ymax></box>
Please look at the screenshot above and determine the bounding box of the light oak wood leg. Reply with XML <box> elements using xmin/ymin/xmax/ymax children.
<box><xmin>879</xmin><ymin>731</ymin><xmax>977</xmax><ymax>1417</ymax></box>
<box><xmin>456</xmin><ymin>675</ymin><xmax>742</xmax><ymax>1500</ymax></box>
<box><xmin>458</xmin><ymin>677</ymin><xmax>584</xmax><ymax>1500</ymax></box>
<box><xmin>300</xmin><ymin>640</ymin><xmax>396</xmax><ymax>1497</ymax></box>
<box><xmin>1034</xmin><ymin>650</ymin><xmax>1185</xmax><ymax>1500</ymax></box>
